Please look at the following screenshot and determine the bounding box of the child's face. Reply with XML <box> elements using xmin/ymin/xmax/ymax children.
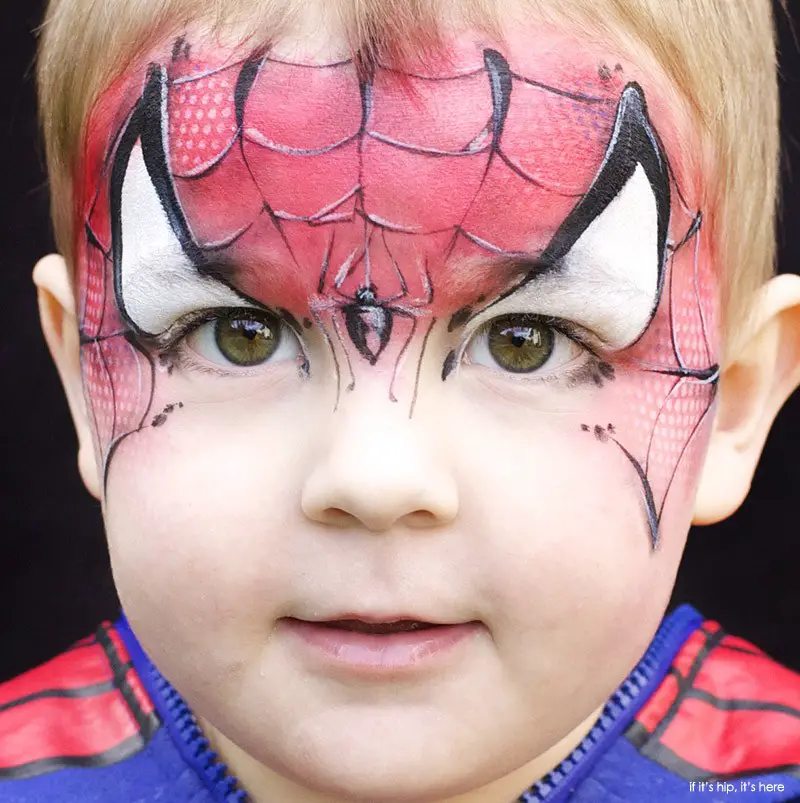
<box><xmin>75</xmin><ymin>20</ymin><xmax>718</xmax><ymax>800</ymax></box>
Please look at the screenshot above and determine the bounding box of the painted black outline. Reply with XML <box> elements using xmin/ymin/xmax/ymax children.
<box><xmin>627</xmin><ymin>718</ymin><xmax>800</xmax><ymax>783</ymax></box>
<box><xmin>86</xmin><ymin>44</ymin><xmax>720</xmax><ymax>535</ymax></box>
<box><xmin>627</xmin><ymin>625</ymin><xmax>800</xmax><ymax>781</ymax></box>
<box><xmin>109</xmin><ymin>64</ymin><xmax>265</xmax><ymax>342</ymax></box>
<box><xmin>461</xmin><ymin>82</ymin><xmax>671</xmax><ymax>338</ymax></box>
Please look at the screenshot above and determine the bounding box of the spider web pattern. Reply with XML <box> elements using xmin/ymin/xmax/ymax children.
<box><xmin>79</xmin><ymin>166</ymin><xmax>156</xmax><ymax>482</ymax></box>
<box><xmin>78</xmin><ymin>44</ymin><xmax>718</xmax><ymax>549</ymax></box>
<box><xmin>607</xmin><ymin>196</ymin><xmax>718</xmax><ymax>548</ymax></box>
<box><xmin>163</xmin><ymin>49</ymin><xmax>616</xmax><ymax>259</ymax></box>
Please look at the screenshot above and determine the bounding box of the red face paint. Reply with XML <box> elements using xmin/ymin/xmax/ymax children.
<box><xmin>76</xmin><ymin>35</ymin><xmax>719</xmax><ymax>548</ymax></box>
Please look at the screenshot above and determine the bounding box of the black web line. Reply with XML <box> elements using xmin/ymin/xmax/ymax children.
<box><xmin>172</xmin><ymin>132</ymin><xmax>240</xmax><ymax>181</ymax></box>
<box><xmin>509</xmin><ymin>71</ymin><xmax>612</xmax><ymax>105</ymax></box>
<box><xmin>167</xmin><ymin>47</ymin><xmax>604</xmax><ymax>250</ymax></box>
<box><xmin>690</xmin><ymin>219</ymin><xmax>713</xmax><ymax>365</ymax></box>
<box><xmin>366</xmin><ymin>127</ymin><xmax>492</xmax><ymax>157</ymax></box>
<box><xmin>172</xmin><ymin>60</ymin><xmax>247</xmax><ymax>85</ymax></box>
<box><xmin>233</xmin><ymin>53</ymin><xmax>302</xmax><ymax>268</ymax></box>
<box><xmin>80</xmin><ymin>343</ymin><xmax>104</xmax><ymax>471</ymax></box>
<box><xmin>410</xmin><ymin>317</ymin><xmax>437</xmax><ymax>419</ymax></box>
<box><xmin>243</xmin><ymin>130</ymin><xmax>360</xmax><ymax>156</ymax></box>
<box><xmin>310</xmin><ymin>306</ymin><xmax>343</xmax><ymax>410</ymax></box>
<box><xmin>264</xmin><ymin>56</ymin><xmax>354</xmax><ymax>70</ymax></box>
<box><xmin>655</xmin><ymin>384</ymin><xmax>717</xmax><ymax>526</ymax></box>
<box><xmin>84</xmin><ymin>245</ymin><xmax>111</xmax><ymax>340</ymax></box>
<box><xmin>610</xmin><ymin>433</ymin><xmax>659</xmax><ymax>548</ymax></box>
<box><xmin>643</xmin><ymin>375</ymin><xmax>684</xmax><ymax>477</ymax></box>
<box><xmin>389</xmin><ymin>317</ymin><xmax>418</xmax><ymax>403</ymax></box>
<box><xmin>629</xmin><ymin>203</ymin><xmax>716</xmax><ymax>545</ymax></box>
<box><xmin>95</xmin><ymin>339</ymin><xmax>118</xmax><ymax>453</ymax></box>
<box><xmin>377</xmin><ymin>65</ymin><xmax>485</xmax><ymax>82</ymax></box>
<box><xmin>100</xmin><ymin>341</ymin><xmax>158</xmax><ymax>492</ymax></box>
<box><xmin>83</xmin><ymin>106</ymin><xmax>139</xmax><ymax>339</ymax></box>
<box><xmin>85</xmin><ymin>105</ymin><xmax>138</xmax><ymax>244</ymax></box>
<box><xmin>330</xmin><ymin>313</ymin><xmax>357</xmax><ymax>392</ymax></box>
<box><xmin>80</xmin><ymin>330</ymin><xmax>129</xmax><ymax>346</ymax></box>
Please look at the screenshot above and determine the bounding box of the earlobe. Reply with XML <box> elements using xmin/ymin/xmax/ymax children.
<box><xmin>694</xmin><ymin>274</ymin><xmax>800</xmax><ymax>525</ymax></box>
<box><xmin>33</xmin><ymin>254</ymin><xmax>102</xmax><ymax>500</ymax></box>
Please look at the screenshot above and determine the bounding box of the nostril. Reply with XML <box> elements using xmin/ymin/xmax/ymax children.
<box><xmin>317</xmin><ymin>507</ymin><xmax>444</xmax><ymax>531</ymax></box>
<box><xmin>405</xmin><ymin>510</ymin><xmax>439</xmax><ymax>528</ymax></box>
<box><xmin>321</xmin><ymin>508</ymin><xmax>359</xmax><ymax>527</ymax></box>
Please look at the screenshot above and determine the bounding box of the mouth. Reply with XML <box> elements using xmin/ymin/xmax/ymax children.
<box><xmin>314</xmin><ymin>619</ymin><xmax>446</xmax><ymax>635</ymax></box>
<box><xmin>282</xmin><ymin>615</ymin><xmax>481</xmax><ymax>673</ymax></box>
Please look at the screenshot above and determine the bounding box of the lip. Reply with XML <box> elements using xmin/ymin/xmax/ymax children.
<box><xmin>280</xmin><ymin>617</ymin><xmax>482</xmax><ymax>675</ymax></box>
<box><xmin>310</xmin><ymin>612</ymin><xmax>452</xmax><ymax>625</ymax></box>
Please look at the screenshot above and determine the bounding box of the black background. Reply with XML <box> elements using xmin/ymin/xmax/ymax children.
<box><xmin>1</xmin><ymin>2</ymin><xmax>798</xmax><ymax>683</ymax></box>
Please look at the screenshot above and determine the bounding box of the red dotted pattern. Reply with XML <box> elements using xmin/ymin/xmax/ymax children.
<box><xmin>78</xmin><ymin>244</ymin><xmax>108</xmax><ymax>340</ymax></box>
<box><xmin>81</xmin><ymin>335</ymin><xmax>152</xmax><ymax>472</ymax></box>
<box><xmin>615</xmin><ymin>213</ymin><xmax>718</xmax><ymax>525</ymax></box>
<box><xmin>168</xmin><ymin>66</ymin><xmax>240</xmax><ymax>178</ymax></box>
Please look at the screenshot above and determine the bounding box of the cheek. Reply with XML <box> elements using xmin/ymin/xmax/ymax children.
<box><xmin>443</xmin><ymin>404</ymin><xmax>683</xmax><ymax>731</ymax></box>
<box><xmin>102</xmin><ymin>402</ymin><xmax>303</xmax><ymax>676</ymax></box>
<box><xmin>451</xmin><ymin>383</ymin><xmax>694</xmax><ymax>643</ymax></box>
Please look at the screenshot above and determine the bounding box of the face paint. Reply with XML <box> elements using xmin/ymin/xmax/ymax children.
<box><xmin>77</xmin><ymin>36</ymin><xmax>718</xmax><ymax>549</ymax></box>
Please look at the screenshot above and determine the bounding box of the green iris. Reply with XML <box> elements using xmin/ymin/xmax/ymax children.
<box><xmin>214</xmin><ymin>313</ymin><xmax>280</xmax><ymax>366</ymax></box>
<box><xmin>487</xmin><ymin>315</ymin><xmax>555</xmax><ymax>374</ymax></box>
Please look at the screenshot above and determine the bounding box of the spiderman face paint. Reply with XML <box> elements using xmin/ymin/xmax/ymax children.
<box><xmin>78</xmin><ymin>34</ymin><xmax>718</xmax><ymax>550</ymax></box>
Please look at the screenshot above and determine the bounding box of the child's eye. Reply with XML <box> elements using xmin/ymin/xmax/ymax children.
<box><xmin>183</xmin><ymin>310</ymin><xmax>300</xmax><ymax>368</ymax></box>
<box><xmin>464</xmin><ymin>314</ymin><xmax>584</xmax><ymax>376</ymax></box>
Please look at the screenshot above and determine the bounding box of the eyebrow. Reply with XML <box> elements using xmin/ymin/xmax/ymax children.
<box><xmin>446</xmin><ymin>254</ymin><xmax>554</xmax><ymax>332</ymax></box>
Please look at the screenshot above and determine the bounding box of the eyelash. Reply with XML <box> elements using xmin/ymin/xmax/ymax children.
<box><xmin>458</xmin><ymin>313</ymin><xmax>600</xmax><ymax>385</ymax></box>
<box><xmin>152</xmin><ymin>307</ymin><xmax>300</xmax><ymax>377</ymax></box>
<box><xmin>152</xmin><ymin>308</ymin><xmax>603</xmax><ymax>388</ymax></box>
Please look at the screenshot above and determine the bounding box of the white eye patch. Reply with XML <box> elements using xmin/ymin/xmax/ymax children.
<box><xmin>470</xmin><ymin>83</ymin><xmax>668</xmax><ymax>351</ymax></box>
<box><xmin>480</xmin><ymin>162</ymin><xmax>660</xmax><ymax>350</ymax></box>
<box><xmin>116</xmin><ymin>141</ymin><xmax>257</xmax><ymax>337</ymax></box>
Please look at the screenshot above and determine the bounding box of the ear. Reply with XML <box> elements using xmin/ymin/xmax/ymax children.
<box><xmin>694</xmin><ymin>273</ymin><xmax>800</xmax><ymax>524</ymax></box>
<box><xmin>33</xmin><ymin>254</ymin><xmax>102</xmax><ymax>499</ymax></box>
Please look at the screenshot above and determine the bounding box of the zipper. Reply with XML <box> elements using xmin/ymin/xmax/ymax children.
<box><xmin>150</xmin><ymin>667</ymin><xmax>249</xmax><ymax>802</ymax></box>
<box><xmin>518</xmin><ymin>605</ymin><xmax>704</xmax><ymax>802</ymax></box>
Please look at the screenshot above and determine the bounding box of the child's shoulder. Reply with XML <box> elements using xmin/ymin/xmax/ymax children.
<box><xmin>597</xmin><ymin>614</ymin><xmax>800</xmax><ymax>802</ymax></box>
<box><xmin>627</xmin><ymin>617</ymin><xmax>800</xmax><ymax>779</ymax></box>
<box><xmin>533</xmin><ymin>608</ymin><xmax>800</xmax><ymax>802</ymax></box>
<box><xmin>0</xmin><ymin>622</ymin><xmax>156</xmax><ymax>778</ymax></box>
<box><xmin>0</xmin><ymin>621</ymin><xmax>215</xmax><ymax>802</ymax></box>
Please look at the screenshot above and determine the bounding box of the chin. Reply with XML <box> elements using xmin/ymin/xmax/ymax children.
<box><xmin>243</xmin><ymin>709</ymin><xmax>493</xmax><ymax>803</ymax></box>
<box><xmin>281</xmin><ymin>757</ymin><xmax>476</xmax><ymax>803</ymax></box>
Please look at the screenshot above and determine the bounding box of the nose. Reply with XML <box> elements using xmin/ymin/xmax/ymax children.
<box><xmin>300</xmin><ymin>390</ymin><xmax>459</xmax><ymax>532</ymax></box>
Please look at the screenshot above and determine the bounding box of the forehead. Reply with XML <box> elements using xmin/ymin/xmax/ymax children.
<box><xmin>82</xmin><ymin>25</ymin><xmax>696</xmax><ymax>316</ymax></box>
<box><xmin>171</xmin><ymin>46</ymin><xmax>614</xmax><ymax>252</ymax></box>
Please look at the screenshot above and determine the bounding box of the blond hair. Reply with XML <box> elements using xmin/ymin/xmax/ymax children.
<box><xmin>36</xmin><ymin>0</ymin><xmax>781</xmax><ymax>359</ymax></box>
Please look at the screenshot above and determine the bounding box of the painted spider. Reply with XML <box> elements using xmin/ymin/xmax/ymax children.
<box><xmin>309</xmin><ymin>226</ymin><xmax>434</xmax><ymax>402</ymax></box>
